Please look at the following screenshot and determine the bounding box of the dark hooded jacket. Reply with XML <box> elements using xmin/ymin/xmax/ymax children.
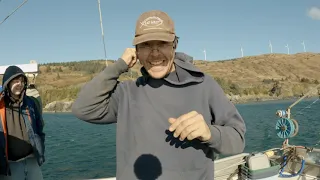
<box><xmin>72</xmin><ymin>52</ymin><xmax>246</xmax><ymax>180</ymax></box>
<box><xmin>0</xmin><ymin>66</ymin><xmax>45</xmax><ymax>176</ymax></box>
<box><xmin>2</xmin><ymin>66</ymin><xmax>33</xmax><ymax>161</ymax></box>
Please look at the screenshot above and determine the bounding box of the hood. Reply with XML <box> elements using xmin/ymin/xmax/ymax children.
<box><xmin>2</xmin><ymin>65</ymin><xmax>28</xmax><ymax>93</ymax></box>
<box><xmin>140</xmin><ymin>52</ymin><xmax>204</xmax><ymax>85</ymax></box>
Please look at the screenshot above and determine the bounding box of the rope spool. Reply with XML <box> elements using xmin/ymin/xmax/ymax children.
<box><xmin>275</xmin><ymin>118</ymin><xmax>299</xmax><ymax>139</ymax></box>
<box><xmin>290</xmin><ymin>119</ymin><xmax>299</xmax><ymax>137</ymax></box>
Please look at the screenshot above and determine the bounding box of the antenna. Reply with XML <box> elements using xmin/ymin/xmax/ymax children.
<box><xmin>240</xmin><ymin>46</ymin><xmax>244</xmax><ymax>57</ymax></box>
<box><xmin>285</xmin><ymin>44</ymin><xmax>290</xmax><ymax>54</ymax></box>
<box><xmin>203</xmin><ymin>49</ymin><xmax>206</xmax><ymax>61</ymax></box>
<box><xmin>301</xmin><ymin>41</ymin><xmax>306</xmax><ymax>52</ymax></box>
<box><xmin>269</xmin><ymin>40</ymin><xmax>273</xmax><ymax>53</ymax></box>
<box><xmin>97</xmin><ymin>0</ymin><xmax>108</xmax><ymax>67</ymax></box>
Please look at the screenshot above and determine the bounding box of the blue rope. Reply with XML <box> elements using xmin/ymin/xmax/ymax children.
<box><xmin>279</xmin><ymin>156</ymin><xmax>305</xmax><ymax>178</ymax></box>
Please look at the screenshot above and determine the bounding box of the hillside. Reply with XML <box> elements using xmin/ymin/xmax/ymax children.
<box><xmin>1</xmin><ymin>52</ymin><xmax>320</xmax><ymax>110</ymax></box>
<box><xmin>195</xmin><ymin>52</ymin><xmax>320</xmax><ymax>98</ymax></box>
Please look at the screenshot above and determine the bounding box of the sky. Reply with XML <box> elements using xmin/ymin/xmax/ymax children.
<box><xmin>0</xmin><ymin>0</ymin><xmax>319</xmax><ymax>65</ymax></box>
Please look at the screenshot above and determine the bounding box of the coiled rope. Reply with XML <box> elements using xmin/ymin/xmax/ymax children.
<box><xmin>279</xmin><ymin>155</ymin><xmax>306</xmax><ymax>178</ymax></box>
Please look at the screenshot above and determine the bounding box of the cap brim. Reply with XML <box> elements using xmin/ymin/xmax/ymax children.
<box><xmin>133</xmin><ymin>32</ymin><xmax>175</xmax><ymax>45</ymax></box>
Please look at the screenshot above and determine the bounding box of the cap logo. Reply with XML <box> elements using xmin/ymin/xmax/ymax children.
<box><xmin>140</xmin><ymin>16</ymin><xmax>163</xmax><ymax>30</ymax></box>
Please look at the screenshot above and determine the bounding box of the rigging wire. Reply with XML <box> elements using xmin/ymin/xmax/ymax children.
<box><xmin>292</xmin><ymin>98</ymin><xmax>319</xmax><ymax>117</ymax></box>
<box><xmin>97</xmin><ymin>0</ymin><xmax>108</xmax><ymax>67</ymax></box>
<box><xmin>292</xmin><ymin>89</ymin><xmax>320</xmax><ymax>117</ymax></box>
<box><xmin>0</xmin><ymin>0</ymin><xmax>28</xmax><ymax>26</ymax></box>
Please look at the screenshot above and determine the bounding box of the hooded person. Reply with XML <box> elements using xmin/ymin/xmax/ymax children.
<box><xmin>26</xmin><ymin>83</ymin><xmax>44</xmax><ymax>123</ymax></box>
<box><xmin>0</xmin><ymin>65</ymin><xmax>45</xmax><ymax>179</ymax></box>
<box><xmin>72</xmin><ymin>10</ymin><xmax>246</xmax><ymax>180</ymax></box>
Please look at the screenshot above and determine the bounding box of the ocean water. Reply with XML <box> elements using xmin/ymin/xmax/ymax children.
<box><xmin>40</xmin><ymin>98</ymin><xmax>320</xmax><ymax>180</ymax></box>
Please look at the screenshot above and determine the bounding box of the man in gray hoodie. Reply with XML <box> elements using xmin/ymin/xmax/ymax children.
<box><xmin>72</xmin><ymin>10</ymin><xmax>246</xmax><ymax>180</ymax></box>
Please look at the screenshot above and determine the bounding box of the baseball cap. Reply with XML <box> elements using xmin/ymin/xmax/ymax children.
<box><xmin>133</xmin><ymin>10</ymin><xmax>176</xmax><ymax>45</ymax></box>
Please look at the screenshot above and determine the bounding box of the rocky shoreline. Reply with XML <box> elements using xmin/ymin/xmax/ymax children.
<box><xmin>226</xmin><ymin>94</ymin><xmax>294</xmax><ymax>104</ymax></box>
<box><xmin>43</xmin><ymin>101</ymin><xmax>73</xmax><ymax>113</ymax></box>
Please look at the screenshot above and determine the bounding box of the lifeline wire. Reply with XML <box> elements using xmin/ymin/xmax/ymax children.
<box><xmin>0</xmin><ymin>0</ymin><xmax>28</xmax><ymax>26</ymax></box>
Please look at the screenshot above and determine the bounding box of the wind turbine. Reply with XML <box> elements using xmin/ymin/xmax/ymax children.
<box><xmin>301</xmin><ymin>41</ymin><xmax>306</xmax><ymax>52</ymax></box>
<box><xmin>203</xmin><ymin>49</ymin><xmax>206</xmax><ymax>61</ymax></box>
<box><xmin>269</xmin><ymin>40</ymin><xmax>273</xmax><ymax>53</ymax></box>
<box><xmin>97</xmin><ymin>0</ymin><xmax>108</xmax><ymax>66</ymax></box>
<box><xmin>285</xmin><ymin>44</ymin><xmax>290</xmax><ymax>54</ymax></box>
<box><xmin>240</xmin><ymin>46</ymin><xmax>244</xmax><ymax>57</ymax></box>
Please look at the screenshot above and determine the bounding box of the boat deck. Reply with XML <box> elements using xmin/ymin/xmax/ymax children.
<box><xmin>85</xmin><ymin>152</ymin><xmax>320</xmax><ymax>180</ymax></box>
